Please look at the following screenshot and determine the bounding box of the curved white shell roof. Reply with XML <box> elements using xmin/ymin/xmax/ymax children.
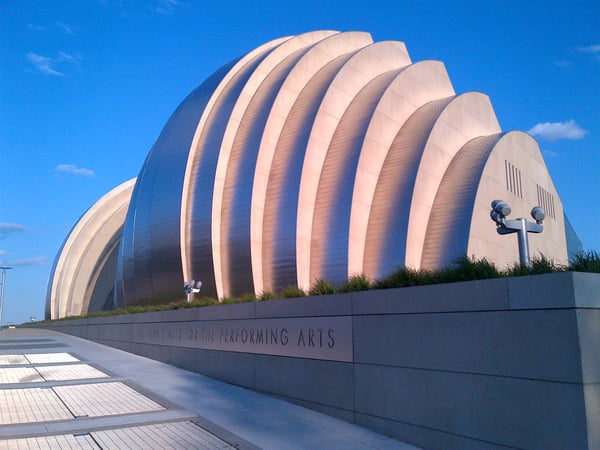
<box><xmin>46</xmin><ymin>179</ymin><xmax>135</xmax><ymax>318</ymax></box>
<box><xmin>47</xmin><ymin>30</ymin><xmax>568</xmax><ymax>313</ymax></box>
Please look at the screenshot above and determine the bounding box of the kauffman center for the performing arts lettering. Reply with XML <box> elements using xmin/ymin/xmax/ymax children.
<box><xmin>135</xmin><ymin>316</ymin><xmax>353</xmax><ymax>362</ymax></box>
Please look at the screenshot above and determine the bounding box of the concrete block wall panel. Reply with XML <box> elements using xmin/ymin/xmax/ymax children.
<box><xmin>583</xmin><ymin>383</ymin><xmax>600</xmax><ymax>448</ymax></box>
<box><xmin>353</xmin><ymin>309</ymin><xmax>583</xmax><ymax>382</ymax></box>
<box><xmin>351</xmin><ymin>277</ymin><xmax>510</xmax><ymax>314</ymax></box>
<box><xmin>508</xmin><ymin>271</ymin><xmax>581</xmax><ymax>309</ymax></box>
<box><xmin>161</xmin><ymin>346</ymin><xmax>199</xmax><ymax>373</ymax></box>
<box><xmin>110</xmin><ymin>341</ymin><xmax>135</xmax><ymax>354</ymax></box>
<box><xmin>254</xmin><ymin>292</ymin><xmax>352</xmax><ymax>318</ymax></box>
<box><xmin>181</xmin><ymin>301</ymin><xmax>257</xmax><ymax>320</ymax></box>
<box><xmin>354</xmin><ymin>364</ymin><xmax>587</xmax><ymax>449</ymax></box>
<box><xmin>254</xmin><ymin>355</ymin><xmax>354</xmax><ymax>411</ymax></box>
<box><xmin>577</xmin><ymin>309</ymin><xmax>600</xmax><ymax>384</ymax></box>
<box><xmin>194</xmin><ymin>349</ymin><xmax>256</xmax><ymax>389</ymax></box>
<box><xmin>277</xmin><ymin>395</ymin><xmax>356</xmax><ymax>424</ymax></box>
<box><xmin>132</xmin><ymin>342</ymin><xmax>171</xmax><ymax>365</ymax></box>
<box><xmin>355</xmin><ymin>412</ymin><xmax>537</xmax><ymax>450</ymax></box>
<box><xmin>573</xmin><ymin>272</ymin><xmax>600</xmax><ymax>307</ymax></box>
<box><xmin>35</xmin><ymin>273</ymin><xmax>600</xmax><ymax>450</ymax></box>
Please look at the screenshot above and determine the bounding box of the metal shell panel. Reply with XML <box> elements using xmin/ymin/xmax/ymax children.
<box><xmin>363</xmin><ymin>97</ymin><xmax>453</xmax><ymax>279</ymax></box>
<box><xmin>258</xmin><ymin>54</ymin><xmax>356</xmax><ymax>293</ymax></box>
<box><xmin>45</xmin><ymin>179</ymin><xmax>135</xmax><ymax>319</ymax></box>
<box><xmin>117</xmin><ymin>62</ymin><xmax>237</xmax><ymax>306</ymax></box>
<box><xmin>251</xmin><ymin>31</ymin><xmax>374</xmax><ymax>294</ymax></box>
<box><xmin>348</xmin><ymin>60</ymin><xmax>455</xmax><ymax>278</ymax></box>
<box><xmin>182</xmin><ymin>36</ymin><xmax>291</xmax><ymax>299</ymax></box>
<box><xmin>310</xmin><ymin>70</ymin><xmax>402</xmax><ymax>285</ymax></box>
<box><xmin>421</xmin><ymin>134</ymin><xmax>503</xmax><ymax>268</ymax></box>
<box><xmin>296</xmin><ymin>41</ymin><xmax>411</xmax><ymax>290</ymax></box>
<box><xmin>48</xmin><ymin>30</ymin><xmax>570</xmax><ymax>312</ymax></box>
<box><xmin>212</xmin><ymin>31</ymin><xmax>339</xmax><ymax>298</ymax></box>
<box><xmin>405</xmin><ymin>92</ymin><xmax>501</xmax><ymax>268</ymax></box>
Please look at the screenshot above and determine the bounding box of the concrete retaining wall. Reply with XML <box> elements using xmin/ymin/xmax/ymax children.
<box><xmin>36</xmin><ymin>272</ymin><xmax>600</xmax><ymax>449</ymax></box>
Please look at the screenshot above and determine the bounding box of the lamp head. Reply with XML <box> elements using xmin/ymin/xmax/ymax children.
<box><xmin>490</xmin><ymin>200</ymin><xmax>511</xmax><ymax>225</ymax></box>
<box><xmin>491</xmin><ymin>200</ymin><xmax>511</xmax><ymax>217</ymax></box>
<box><xmin>531</xmin><ymin>206</ymin><xmax>546</xmax><ymax>223</ymax></box>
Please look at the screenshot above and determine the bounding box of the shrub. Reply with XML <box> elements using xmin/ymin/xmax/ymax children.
<box><xmin>258</xmin><ymin>291</ymin><xmax>276</xmax><ymax>301</ymax></box>
<box><xmin>441</xmin><ymin>255</ymin><xmax>501</xmax><ymax>282</ymax></box>
<box><xmin>375</xmin><ymin>266</ymin><xmax>433</xmax><ymax>289</ymax></box>
<box><xmin>190</xmin><ymin>297</ymin><xmax>219</xmax><ymax>307</ymax></box>
<box><xmin>239</xmin><ymin>291</ymin><xmax>257</xmax><ymax>302</ymax></box>
<box><xmin>504</xmin><ymin>254</ymin><xmax>564</xmax><ymax>276</ymax></box>
<box><xmin>279</xmin><ymin>285</ymin><xmax>306</xmax><ymax>298</ymax></box>
<box><xmin>569</xmin><ymin>250</ymin><xmax>600</xmax><ymax>273</ymax></box>
<box><xmin>339</xmin><ymin>273</ymin><xmax>371</xmax><ymax>292</ymax></box>
<box><xmin>309</xmin><ymin>279</ymin><xmax>336</xmax><ymax>295</ymax></box>
<box><xmin>45</xmin><ymin>249</ymin><xmax>600</xmax><ymax>324</ymax></box>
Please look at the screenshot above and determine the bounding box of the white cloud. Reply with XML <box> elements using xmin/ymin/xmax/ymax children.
<box><xmin>27</xmin><ymin>52</ymin><xmax>64</xmax><ymax>76</ymax></box>
<box><xmin>0</xmin><ymin>250</ymin><xmax>8</xmax><ymax>255</ymax></box>
<box><xmin>542</xmin><ymin>149</ymin><xmax>560</xmax><ymax>158</ymax></box>
<box><xmin>1</xmin><ymin>256</ymin><xmax>50</xmax><ymax>266</ymax></box>
<box><xmin>26</xmin><ymin>51</ymin><xmax>82</xmax><ymax>76</ymax></box>
<box><xmin>553</xmin><ymin>60</ymin><xmax>571</xmax><ymax>69</ymax></box>
<box><xmin>154</xmin><ymin>0</ymin><xmax>186</xmax><ymax>14</ymax></box>
<box><xmin>577</xmin><ymin>44</ymin><xmax>600</xmax><ymax>62</ymax></box>
<box><xmin>56</xmin><ymin>164</ymin><xmax>95</xmax><ymax>177</ymax></box>
<box><xmin>27</xmin><ymin>23</ymin><xmax>46</xmax><ymax>31</ymax></box>
<box><xmin>28</xmin><ymin>21</ymin><xmax>76</xmax><ymax>35</ymax></box>
<box><xmin>528</xmin><ymin>120</ymin><xmax>588</xmax><ymax>141</ymax></box>
<box><xmin>55</xmin><ymin>21</ymin><xmax>75</xmax><ymax>35</ymax></box>
<box><xmin>0</xmin><ymin>223</ymin><xmax>29</xmax><ymax>239</ymax></box>
<box><xmin>577</xmin><ymin>44</ymin><xmax>600</xmax><ymax>54</ymax></box>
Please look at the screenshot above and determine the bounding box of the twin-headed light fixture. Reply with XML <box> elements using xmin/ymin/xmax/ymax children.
<box><xmin>490</xmin><ymin>200</ymin><xmax>545</xmax><ymax>267</ymax></box>
<box><xmin>184</xmin><ymin>280</ymin><xmax>203</xmax><ymax>303</ymax></box>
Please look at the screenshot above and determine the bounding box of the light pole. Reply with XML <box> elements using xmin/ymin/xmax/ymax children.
<box><xmin>183</xmin><ymin>280</ymin><xmax>202</xmax><ymax>303</ymax></box>
<box><xmin>490</xmin><ymin>200</ymin><xmax>545</xmax><ymax>267</ymax></box>
<box><xmin>0</xmin><ymin>266</ymin><xmax>13</xmax><ymax>333</ymax></box>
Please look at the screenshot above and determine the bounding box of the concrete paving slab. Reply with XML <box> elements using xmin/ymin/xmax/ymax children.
<box><xmin>54</xmin><ymin>381</ymin><xmax>165</xmax><ymax>417</ymax></box>
<box><xmin>0</xmin><ymin>433</ymin><xmax>99</xmax><ymax>450</ymax></box>
<box><xmin>91</xmin><ymin>421</ymin><xmax>234</xmax><ymax>449</ymax></box>
<box><xmin>0</xmin><ymin>386</ymin><xmax>73</xmax><ymax>424</ymax></box>
<box><xmin>25</xmin><ymin>353</ymin><xmax>80</xmax><ymax>364</ymax></box>
<box><xmin>0</xmin><ymin>367</ymin><xmax>43</xmax><ymax>384</ymax></box>
<box><xmin>35</xmin><ymin>363</ymin><xmax>108</xmax><ymax>381</ymax></box>
<box><xmin>0</xmin><ymin>355</ymin><xmax>29</xmax><ymax>366</ymax></box>
<box><xmin>0</xmin><ymin>328</ymin><xmax>419</xmax><ymax>449</ymax></box>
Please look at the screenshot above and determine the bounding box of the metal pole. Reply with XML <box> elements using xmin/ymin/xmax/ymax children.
<box><xmin>0</xmin><ymin>267</ymin><xmax>11</xmax><ymax>333</ymax></box>
<box><xmin>515</xmin><ymin>218</ymin><xmax>531</xmax><ymax>267</ymax></box>
<box><xmin>491</xmin><ymin>201</ymin><xmax>544</xmax><ymax>268</ymax></box>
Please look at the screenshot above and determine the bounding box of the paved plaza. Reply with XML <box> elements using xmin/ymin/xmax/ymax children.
<box><xmin>0</xmin><ymin>328</ymin><xmax>416</xmax><ymax>449</ymax></box>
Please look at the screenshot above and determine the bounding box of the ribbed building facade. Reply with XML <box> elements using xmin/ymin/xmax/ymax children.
<box><xmin>46</xmin><ymin>31</ymin><xmax>569</xmax><ymax>318</ymax></box>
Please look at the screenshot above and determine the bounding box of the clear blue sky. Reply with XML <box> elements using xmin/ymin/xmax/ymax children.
<box><xmin>1</xmin><ymin>0</ymin><xmax>598</xmax><ymax>325</ymax></box>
